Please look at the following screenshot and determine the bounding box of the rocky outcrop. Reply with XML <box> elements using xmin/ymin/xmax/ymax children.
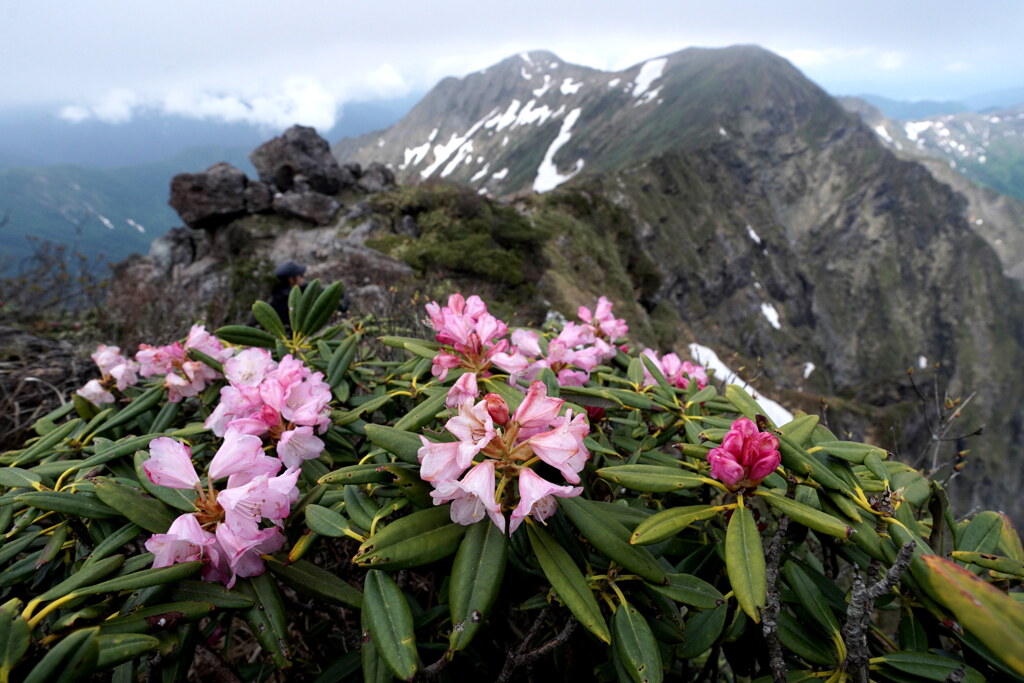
<box><xmin>168</xmin><ymin>162</ymin><xmax>254</xmax><ymax>230</ymax></box>
<box><xmin>250</xmin><ymin>125</ymin><xmax>348</xmax><ymax>195</ymax></box>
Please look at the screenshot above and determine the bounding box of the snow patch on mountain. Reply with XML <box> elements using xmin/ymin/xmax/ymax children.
<box><xmin>532</xmin><ymin>75</ymin><xmax>553</xmax><ymax>98</ymax></box>
<box><xmin>689</xmin><ymin>343</ymin><xmax>793</xmax><ymax>425</ymax></box>
<box><xmin>560</xmin><ymin>78</ymin><xmax>583</xmax><ymax>95</ymax></box>
<box><xmin>533</xmin><ymin>108</ymin><xmax>584</xmax><ymax>193</ymax></box>
<box><xmin>420</xmin><ymin>110</ymin><xmax>496</xmax><ymax>179</ymax></box>
<box><xmin>760</xmin><ymin>302</ymin><xmax>781</xmax><ymax>329</ymax></box>
<box><xmin>632</xmin><ymin>58</ymin><xmax>667</xmax><ymax>98</ymax></box>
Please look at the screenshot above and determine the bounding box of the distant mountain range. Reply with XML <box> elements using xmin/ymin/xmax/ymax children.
<box><xmin>331</xmin><ymin>45</ymin><xmax>1024</xmax><ymax>517</ymax></box>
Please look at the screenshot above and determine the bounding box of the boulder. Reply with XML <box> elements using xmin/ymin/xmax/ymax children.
<box><xmin>272</xmin><ymin>191</ymin><xmax>341</xmax><ymax>226</ymax></box>
<box><xmin>168</xmin><ymin>162</ymin><xmax>249</xmax><ymax>230</ymax></box>
<box><xmin>243</xmin><ymin>180</ymin><xmax>274</xmax><ymax>213</ymax></box>
<box><xmin>357</xmin><ymin>162</ymin><xmax>396</xmax><ymax>193</ymax></box>
<box><xmin>250</xmin><ymin>125</ymin><xmax>350</xmax><ymax>195</ymax></box>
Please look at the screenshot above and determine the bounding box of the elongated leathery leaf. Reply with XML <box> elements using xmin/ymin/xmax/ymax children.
<box><xmin>560</xmin><ymin>496</ymin><xmax>666</xmax><ymax>584</ymax></box>
<box><xmin>613</xmin><ymin>601</ymin><xmax>663</xmax><ymax>683</ymax></box>
<box><xmin>364</xmin><ymin>570</ymin><xmax>418</xmax><ymax>680</ymax></box>
<box><xmin>267</xmin><ymin>558</ymin><xmax>363</xmax><ymax>609</ymax></box>
<box><xmin>0</xmin><ymin>599</ymin><xmax>29</xmax><ymax>683</ymax></box>
<box><xmin>725</xmin><ymin>505</ymin><xmax>766</xmax><ymax>623</ymax></box>
<box><xmin>448</xmin><ymin>519</ymin><xmax>508</xmax><ymax>651</ymax></box>
<box><xmin>526</xmin><ymin>522</ymin><xmax>610</xmax><ymax>643</ymax></box>
<box><xmin>922</xmin><ymin>555</ymin><xmax>1024</xmax><ymax>675</ymax></box>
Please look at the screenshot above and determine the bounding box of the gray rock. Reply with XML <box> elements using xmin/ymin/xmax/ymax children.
<box><xmin>243</xmin><ymin>181</ymin><xmax>274</xmax><ymax>213</ymax></box>
<box><xmin>396</xmin><ymin>214</ymin><xmax>420</xmax><ymax>238</ymax></box>
<box><xmin>250</xmin><ymin>125</ymin><xmax>349</xmax><ymax>195</ymax></box>
<box><xmin>168</xmin><ymin>162</ymin><xmax>248</xmax><ymax>230</ymax></box>
<box><xmin>272</xmin><ymin>191</ymin><xmax>341</xmax><ymax>226</ymax></box>
<box><xmin>148</xmin><ymin>226</ymin><xmax>208</xmax><ymax>273</ymax></box>
<box><xmin>356</xmin><ymin>162</ymin><xmax>396</xmax><ymax>193</ymax></box>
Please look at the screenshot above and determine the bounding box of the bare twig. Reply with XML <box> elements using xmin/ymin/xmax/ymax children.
<box><xmin>842</xmin><ymin>541</ymin><xmax>916</xmax><ymax>683</ymax></box>
<box><xmin>762</xmin><ymin>515</ymin><xmax>791</xmax><ymax>683</ymax></box>
<box><xmin>495</xmin><ymin>610</ymin><xmax>576</xmax><ymax>683</ymax></box>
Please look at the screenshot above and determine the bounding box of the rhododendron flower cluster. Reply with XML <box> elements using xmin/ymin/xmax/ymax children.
<box><xmin>706</xmin><ymin>417</ymin><xmax>780</xmax><ymax>489</ymax></box>
<box><xmin>425</xmin><ymin>294</ymin><xmax>629</xmax><ymax>407</ymax></box>
<box><xmin>640</xmin><ymin>349</ymin><xmax>709</xmax><ymax>391</ymax></box>
<box><xmin>204</xmin><ymin>349</ymin><xmax>331</xmax><ymax>468</ymax></box>
<box><xmin>142</xmin><ymin>431</ymin><xmax>300</xmax><ymax>586</ymax></box>
<box><xmin>135</xmin><ymin>325</ymin><xmax>234</xmax><ymax>402</ymax></box>
<box><xmin>417</xmin><ymin>381</ymin><xmax>587</xmax><ymax>534</ymax></box>
<box><xmin>76</xmin><ymin>344</ymin><xmax>140</xmax><ymax>405</ymax></box>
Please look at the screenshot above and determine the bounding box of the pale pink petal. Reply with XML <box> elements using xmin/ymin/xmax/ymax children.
<box><xmin>508</xmin><ymin>467</ymin><xmax>582</xmax><ymax>534</ymax></box>
<box><xmin>143</xmin><ymin>438</ymin><xmax>199</xmax><ymax>489</ymax></box>
<box><xmin>445</xmin><ymin>372</ymin><xmax>479</xmax><ymax>409</ymax></box>
<box><xmin>208</xmin><ymin>427</ymin><xmax>267</xmax><ymax>481</ymax></box>
<box><xmin>277</xmin><ymin>425</ymin><xmax>325</xmax><ymax>469</ymax></box>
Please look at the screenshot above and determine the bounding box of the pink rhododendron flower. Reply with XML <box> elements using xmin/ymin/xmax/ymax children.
<box><xmin>445</xmin><ymin>372</ymin><xmax>479</xmax><ymax>408</ymax></box>
<box><xmin>224</xmin><ymin>348</ymin><xmax>277</xmax><ymax>387</ymax></box>
<box><xmin>418</xmin><ymin>438</ymin><xmax>469</xmax><ymax>484</ymax></box>
<box><xmin>213</xmin><ymin>523</ymin><xmax>285</xmax><ymax>588</ymax></box>
<box><xmin>511</xmin><ymin>382</ymin><xmax>565</xmax><ymax>439</ymax></box>
<box><xmin>208</xmin><ymin>427</ymin><xmax>271</xmax><ymax>481</ymax></box>
<box><xmin>431</xmin><ymin>460</ymin><xmax>505</xmax><ymax>532</ymax></box>
<box><xmin>510</xmin><ymin>329</ymin><xmax>542</xmax><ymax>357</ymax></box>
<box><xmin>641</xmin><ymin>349</ymin><xmax>709</xmax><ymax>391</ymax></box>
<box><xmin>527</xmin><ymin>410</ymin><xmax>590</xmax><ymax>484</ymax></box>
<box><xmin>217</xmin><ymin>469</ymin><xmax>300</xmax><ymax>535</ymax></box>
<box><xmin>144</xmin><ymin>437</ymin><xmax>200</xmax><ymax>489</ymax></box>
<box><xmin>706</xmin><ymin>417</ymin><xmax>780</xmax><ymax>489</ymax></box>
<box><xmin>446</xmin><ymin>399</ymin><xmax>497</xmax><ymax>468</ymax></box>
<box><xmin>277</xmin><ymin>426</ymin><xmax>325</xmax><ymax>469</ymax></box>
<box><xmin>145</xmin><ymin>513</ymin><xmax>218</xmax><ymax>568</ymax></box>
<box><xmin>509</xmin><ymin>467</ymin><xmax>582</xmax><ymax>534</ymax></box>
<box><xmin>77</xmin><ymin>379</ymin><xmax>115</xmax><ymax>405</ymax></box>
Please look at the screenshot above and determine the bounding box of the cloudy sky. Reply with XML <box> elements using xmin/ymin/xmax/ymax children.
<box><xmin>2</xmin><ymin>0</ymin><xmax>1020</xmax><ymax>130</ymax></box>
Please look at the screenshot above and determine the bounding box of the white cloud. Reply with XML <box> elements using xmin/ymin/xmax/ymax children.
<box><xmin>57</xmin><ymin>75</ymin><xmax>345</xmax><ymax>130</ymax></box>
<box><xmin>58</xmin><ymin>105</ymin><xmax>91</xmax><ymax>123</ymax></box>
<box><xmin>944</xmin><ymin>60</ymin><xmax>971</xmax><ymax>72</ymax></box>
<box><xmin>364</xmin><ymin>64</ymin><xmax>410</xmax><ymax>97</ymax></box>
<box><xmin>875</xmin><ymin>51</ymin><xmax>905</xmax><ymax>70</ymax></box>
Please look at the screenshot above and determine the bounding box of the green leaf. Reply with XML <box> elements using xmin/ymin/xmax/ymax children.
<box><xmin>876</xmin><ymin>652</ymin><xmax>985</xmax><ymax>683</ymax></box>
<box><xmin>93</xmin><ymin>478</ymin><xmax>176</xmax><ymax>534</ymax></box>
<box><xmin>93</xmin><ymin>634</ymin><xmax>161</xmax><ymax>671</ymax></box>
<box><xmin>362</xmin><ymin>424</ymin><xmax>423</xmax><ymax>465</ymax></box>
<box><xmin>364</xmin><ymin>570</ymin><xmax>419</xmax><ymax>680</ymax></box>
<box><xmin>921</xmin><ymin>555</ymin><xmax>1024</xmax><ymax>675</ymax></box>
<box><xmin>613</xmin><ymin>601</ymin><xmax>663</xmax><ymax>683</ymax></box>
<box><xmin>782</xmin><ymin>562</ymin><xmax>840</xmax><ymax>635</ymax></box>
<box><xmin>725</xmin><ymin>505</ymin><xmax>766</xmax><ymax>623</ymax></box>
<box><xmin>392</xmin><ymin>391</ymin><xmax>448</xmax><ymax>433</ymax></box>
<box><xmin>678</xmin><ymin>603</ymin><xmax>727</xmax><ymax>659</ymax></box>
<box><xmin>169</xmin><ymin>580</ymin><xmax>254</xmax><ymax>609</ymax></box>
<box><xmin>318</xmin><ymin>463</ymin><xmax>393</xmax><ymax>485</ymax></box>
<box><xmin>15</xmin><ymin>491</ymin><xmax>118</xmax><ymax>519</ymax></box>
<box><xmin>8</xmin><ymin>418</ymin><xmax>80</xmax><ymax>466</ymax></box>
<box><xmin>526</xmin><ymin>522</ymin><xmax>610</xmax><ymax>644</ymax></box>
<box><xmin>96</xmin><ymin>601</ymin><xmax>215</xmax><ymax>634</ymax></box>
<box><xmin>559</xmin><ymin>497</ymin><xmax>666</xmax><ymax>584</ymax></box>
<box><xmin>360</xmin><ymin>601</ymin><xmax>395</xmax><ymax>683</ymax></box>
<box><xmin>630</xmin><ymin>505</ymin><xmax>725</xmax><ymax>545</ymax></box>
<box><xmin>238</xmin><ymin>573</ymin><xmax>291</xmax><ymax>669</ymax></box>
<box><xmin>808</xmin><ymin>440</ymin><xmax>887</xmax><ymax>464</ymax></box>
<box><xmin>305</xmin><ymin>504</ymin><xmax>351</xmax><ymax>537</ymax></box>
<box><xmin>595</xmin><ymin>464</ymin><xmax>705</xmax><ymax>493</ymax></box>
<box><xmin>778</xmin><ymin>414</ymin><xmax>819</xmax><ymax>446</ymax></box>
<box><xmin>354</xmin><ymin>505</ymin><xmax>466</xmax><ymax>570</ymax></box>
<box><xmin>951</xmin><ymin>551</ymin><xmax>1024</xmax><ymax>578</ymax></box>
<box><xmin>757</xmin><ymin>491</ymin><xmax>852</xmax><ymax>539</ymax></box>
<box><xmin>0</xmin><ymin>599</ymin><xmax>30</xmax><ymax>683</ymax></box>
<box><xmin>215</xmin><ymin>324</ymin><xmax>277</xmax><ymax>348</ymax></box>
<box><xmin>332</xmin><ymin>393</ymin><xmax>392</xmax><ymax>426</ymax></box>
<box><xmin>23</xmin><ymin>628</ymin><xmax>99</xmax><ymax>683</ymax></box>
<box><xmin>73</xmin><ymin>561</ymin><xmax>202</xmax><ymax>597</ymax></box>
<box><xmin>957</xmin><ymin>510</ymin><xmax>1003</xmax><ymax>555</ymax></box>
<box><xmin>647</xmin><ymin>573</ymin><xmax>724</xmax><ymax>609</ymax></box>
<box><xmin>0</xmin><ymin>468</ymin><xmax>42</xmax><ymax>489</ymax></box>
<box><xmin>301</xmin><ymin>280</ymin><xmax>345</xmax><ymax>335</ymax></box>
<box><xmin>777</xmin><ymin>611</ymin><xmax>836</xmax><ymax>666</ymax></box>
<box><xmin>252</xmin><ymin>299</ymin><xmax>288</xmax><ymax>339</ymax></box>
<box><xmin>267</xmin><ymin>558</ymin><xmax>364</xmax><ymax>609</ymax></box>
<box><xmin>725</xmin><ymin>385</ymin><xmax>772</xmax><ymax>426</ymax></box>
<box><xmin>448</xmin><ymin>520</ymin><xmax>508</xmax><ymax>651</ymax></box>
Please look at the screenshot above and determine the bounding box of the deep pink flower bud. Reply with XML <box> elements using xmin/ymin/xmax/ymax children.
<box><xmin>483</xmin><ymin>393</ymin><xmax>510</xmax><ymax>426</ymax></box>
<box><xmin>706</xmin><ymin>417</ymin><xmax>780</xmax><ymax>489</ymax></box>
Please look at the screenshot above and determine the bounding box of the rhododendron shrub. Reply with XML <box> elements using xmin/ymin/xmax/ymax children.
<box><xmin>2</xmin><ymin>284</ymin><xmax>1021</xmax><ymax>682</ymax></box>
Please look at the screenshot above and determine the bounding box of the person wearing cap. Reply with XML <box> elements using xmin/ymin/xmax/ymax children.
<box><xmin>269</xmin><ymin>261</ymin><xmax>307</xmax><ymax>328</ymax></box>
